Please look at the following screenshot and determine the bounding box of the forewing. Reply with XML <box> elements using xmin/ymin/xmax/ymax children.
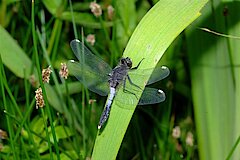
<box><xmin>128</xmin><ymin>66</ymin><xmax>170</xmax><ymax>85</ymax></box>
<box><xmin>138</xmin><ymin>87</ymin><xmax>166</xmax><ymax>105</ymax></box>
<box><xmin>147</xmin><ymin>66</ymin><xmax>170</xmax><ymax>85</ymax></box>
<box><xmin>70</xmin><ymin>39</ymin><xmax>112</xmax><ymax>77</ymax></box>
<box><xmin>68</xmin><ymin>39</ymin><xmax>112</xmax><ymax>96</ymax></box>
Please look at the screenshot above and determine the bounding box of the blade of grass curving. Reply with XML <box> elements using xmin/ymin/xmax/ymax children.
<box><xmin>92</xmin><ymin>1</ymin><xmax>208</xmax><ymax>159</ymax></box>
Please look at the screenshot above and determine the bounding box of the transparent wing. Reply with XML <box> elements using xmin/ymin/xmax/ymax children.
<box><xmin>68</xmin><ymin>39</ymin><xmax>112</xmax><ymax>96</ymax></box>
<box><xmin>70</xmin><ymin>39</ymin><xmax>112</xmax><ymax>75</ymax></box>
<box><xmin>114</xmin><ymin>65</ymin><xmax>169</xmax><ymax>107</ymax></box>
<box><xmin>114</xmin><ymin>87</ymin><xmax>166</xmax><ymax>108</ymax></box>
<box><xmin>128</xmin><ymin>66</ymin><xmax>170</xmax><ymax>85</ymax></box>
<box><xmin>147</xmin><ymin>66</ymin><xmax>170</xmax><ymax>85</ymax></box>
<box><xmin>138</xmin><ymin>87</ymin><xmax>166</xmax><ymax>105</ymax></box>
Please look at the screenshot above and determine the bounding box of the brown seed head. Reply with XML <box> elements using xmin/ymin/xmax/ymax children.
<box><xmin>186</xmin><ymin>131</ymin><xmax>194</xmax><ymax>147</ymax></box>
<box><xmin>35</xmin><ymin>87</ymin><xmax>45</xmax><ymax>109</ymax></box>
<box><xmin>89</xmin><ymin>99</ymin><xmax>96</xmax><ymax>104</ymax></box>
<box><xmin>90</xmin><ymin>2</ymin><xmax>102</xmax><ymax>17</ymax></box>
<box><xmin>42</xmin><ymin>66</ymin><xmax>52</xmax><ymax>83</ymax></box>
<box><xmin>86</xmin><ymin>34</ymin><xmax>96</xmax><ymax>46</ymax></box>
<box><xmin>59</xmin><ymin>63</ymin><xmax>69</xmax><ymax>79</ymax></box>
<box><xmin>172</xmin><ymin>126</ymin><xmax>181</xmax><ymax>139</ymax></box>
<box><xmin>0</xmin><ymin>129</ymin><xmax>8</xmax><ymax>139</ymax></box>
<box><xmin>107</xmin><ymin>5</ymin><xmax>114</xmax><ymax>20</ymax></box>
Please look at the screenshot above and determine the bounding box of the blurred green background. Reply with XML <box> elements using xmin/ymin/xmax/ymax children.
<box><xmin>0</xmin><ymin>0</ymin><xmax>239</xmax><ymax>160</ymax></box>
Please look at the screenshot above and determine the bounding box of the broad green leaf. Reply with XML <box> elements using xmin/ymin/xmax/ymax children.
<box><xmin>48</xmin><ymin>126</ymin><xmax>74</xmax><ymax>142</ymax></box>
<box><xmin>60</xmin><ymin>12</ymin><xmax>113</xmax><ymax>29</ymax></box>
<box><xmin>0</xmin><ymin>25</ymin><xmax>35</xmax><ymax>78</ymax></box>
<box><xmin>45</xmin><ymin>83</ymin><xmax>64</xmax><ymax>113</ymax></box>
<box><xmin>45</xmin><ymin>82</ymin><xmax>82</xmax><ymax>113</ymax></box>
<box><xmin>42</xmin><ymin>0</ymin><xmax>63</xmax><ymax>15</ymax></box>
<box><xmin>41</xmin><ymin>151</ymin><xmax>79</xmax><ymax>160</ymax></box>
<box><xmin>186</xmin><ymin>1</ymin><xmax>240</xmax><ymax>159</ymax></box>
<box><xmin>42</xmin><ymin>0</ymin><xmax>113</xmax><ymax>29</ymax></box>
<box><xmin>227</xmin><ymin>2</ymin><xmax>240</xmax><ymax>159</ymax></box>
<box><xmin>115</xmin><ymin>0</ymin><xmax>137</xmax><ymax>49</ymax></box>
<box><xmin>6</xmin><ymin>0</ymin><xmax>21</xmax><ymax>5</ymax></box>
<box><xmin>92</xmin><ymin>1</ymin><xmax>208</xmax><ymax>159</ymax></box>
<box><xmin>60</xmin><ymin>151</ymin><xmax>79</xmax><ymax>160</ymax></box>
<box><xmin>30</xmin><ymin>116</ymin><xmax>45</xmax><ymax>145</ymax></box>
<box><xmin>44</xmin><ymin>83</ymin><xmax>82</xmax><ymax>135</ymax></box>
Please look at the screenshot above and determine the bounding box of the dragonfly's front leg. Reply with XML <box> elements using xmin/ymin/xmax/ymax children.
<box><xmin>131</xmin><ymin>58</ymin><xmax>144</xmax><ymax>70</ymax></box>
<box><xmin>126</xmin><ymin>75</ymin><xmax>142</xmax><ymax>90</ymax></box>
<box><xmin>122</xmin><ymin>76</ymin><xmax>138</xmax><ymax>99</ymax></box>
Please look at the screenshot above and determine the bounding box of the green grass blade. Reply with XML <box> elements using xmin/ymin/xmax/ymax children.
<box><xmin>31</xmin><ymin>1</ymin><xmax>60</xmax><ymax>159</ymax></box>
<box><xmin>92</xmin><ymin>1</ymin><xmax>208</xmax><ymax>159</ymax></box>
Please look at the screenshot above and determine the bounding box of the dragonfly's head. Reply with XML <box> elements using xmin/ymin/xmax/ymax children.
<box><xmin>120</xmin><ymin>57</ymin><xmax>132</xmax><ymax>68</ymax></box>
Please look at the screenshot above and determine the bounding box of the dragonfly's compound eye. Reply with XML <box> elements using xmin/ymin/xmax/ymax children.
<box><xmin>120</xmin><ymin>58</ymin><xmax>125</xmax><ymax>64</ymax></box>
<box><xmin>120</xmin><ymin>58</ymin><xmax>132</xmax><ymax>67</ymax></box>
<box><xmin>125</xmin><ymin>57</ymin><xmax>132</xmax><ymax>68</ymax></box>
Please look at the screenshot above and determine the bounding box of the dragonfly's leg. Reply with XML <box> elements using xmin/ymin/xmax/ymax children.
<box><xmin>131</xmin><ymin>58</ymin><xmax>144</xmax><ymax>70</ymax></box>
<box><xmin>126</xmin><ymin>75</ymin><xmax>142</xmax><ymax>90</ymax></box>
<box><xmin>123</xmin><ymin>76</ymin><xmax>138</xmax><ymax>99</ymax></box>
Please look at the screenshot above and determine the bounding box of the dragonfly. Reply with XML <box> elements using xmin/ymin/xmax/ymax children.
<box><xmin>67</xmin><ymin>39</ymin><xmax>170</xmax><ymax>129</ymax></box>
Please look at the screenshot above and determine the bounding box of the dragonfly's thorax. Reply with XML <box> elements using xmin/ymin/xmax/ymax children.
<box><xmin>108</xmin><ymin>57</ymin><xmax>132</xmax><ymax>88</ymax></box>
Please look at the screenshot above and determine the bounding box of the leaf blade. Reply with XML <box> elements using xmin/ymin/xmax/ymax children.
<box><xmin>0</xmin><ymin>26</ymin><xmax>35</xmax><ymax>78</ymax></box>
<box><xmin>92</xmin><ymin>1</ymin><xmax>208</xmax><ymax>159</ymax></box>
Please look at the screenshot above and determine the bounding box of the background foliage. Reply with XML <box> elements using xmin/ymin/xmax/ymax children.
<box><xmin>0</xmin><ymin>0</ymin><xmax>239</xmax><ymax>160</ymax></box>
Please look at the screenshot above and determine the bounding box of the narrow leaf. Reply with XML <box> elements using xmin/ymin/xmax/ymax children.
<box><xmin>92</xmin><ymin>1</ymin><xmax>208</xmax><ymax>159</ymax></box>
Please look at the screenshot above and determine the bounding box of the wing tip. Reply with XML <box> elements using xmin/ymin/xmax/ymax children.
<box><xmin>75</xmin><ymin>39</ymin><xmax>80</xmax><ymax>42</ymax></box>
<box><xmin>157</xmin><ymin>89</ymin><xmax>164</xmax><ymax>94</ymax></box>
<box><xmin>161</xmin><ymin>65</ymin><xmax>170</xmax><ymax>76</ymax></box>
<box><xmin>70</xmin><ymin>39</ymin><xmax>80</xmax><ymax>45</ymax></box>
<box><xmin>158</xmin><ymin>89</ymin><xmax>166</xmax><ymax>101</ymax></box>
<box><xmin>161</xmin><ymin>66</ymin><xmax>169</xmax><ymax>72</ymax></box>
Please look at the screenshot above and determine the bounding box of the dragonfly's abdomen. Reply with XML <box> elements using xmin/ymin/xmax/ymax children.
<box><xmin>98</xmin><ymin>60</ymin><xmax>130</xmax><ymax>129</ymax></box>
<box><xmin>98</xmin><ymin>87</ymin><xmax>116</xmax><ymax>129</ymax></box>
